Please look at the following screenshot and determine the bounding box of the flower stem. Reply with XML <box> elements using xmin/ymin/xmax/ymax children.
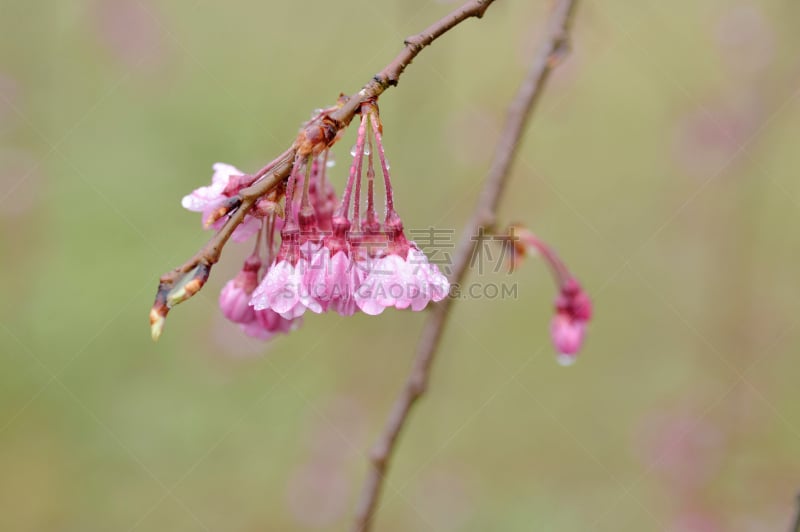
<box><xmin>368</xmin><ymin>110</ymin><xmax>395</xmax><ymax>218</ymax></box>
<box><xmin>336</xmin><ymin>113</ymin><xmax>368</xmax><ymax>222</ymax></box>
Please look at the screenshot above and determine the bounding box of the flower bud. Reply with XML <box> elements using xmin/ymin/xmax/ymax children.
<box><xmin>550</xmin><ymin>278</ymin><xmax>592</xmax><ymax>364</ymax></box>
<box><xmin>219</xmin><ymin>256</ymin><xmax>261</xmax><ymax>324</ymax></box>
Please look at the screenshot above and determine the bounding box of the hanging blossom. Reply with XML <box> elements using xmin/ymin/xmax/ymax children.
<box><xmin>179</xmin><ymin>157</ymin><xmax>305</xmax><ymax>340</ymax></box>
<box><xmin>351</xmin><ymin>107</ymin><xmax>450</xmax><ymax>314</ymax></box>
<box><xmin>165</xmin><ymin>104</ymin><xmax>590</xmax><ymax>361</ymax></box>
<box><xmin>510</xmin><ymin>227</ymin><xmax>593</xmax><ymax>365</ymax></box>
<box><xmin>175</xmin><ymin>101</ymin><xmax>449</xmax><ymax>343</ymax></box>
<box><xmin>251</xmin><ymin>101</ymin><xmax>450</xmax><ymax>320</ymax></box>
<box><xmin>172</xmin><ymin>104</ymin><xmax>588</xmax><ymax>362</ymax></box>
<box><xmin>249</xmin><ymin>151</ymin><xmax>329</xmax><ymax>319</ymax></box>
<box><xmin>218</xmin><ymin>214</ymin><xmax>302</xmax><ymax>340</ymax></box>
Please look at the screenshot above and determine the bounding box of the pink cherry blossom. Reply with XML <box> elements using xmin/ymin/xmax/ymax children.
<box><xmin>250</xmin><ymin>240</ymin><xmax>328</xmax><ymax>320</ymax></box>
<box><xmin>218</xmin><ymin>219</ymin><xmax>305</xmax><ymax>342</ymax></box>
<box><xmin>218</xmin><ymin>256</ymin><xmax>259</xmax><ymax>324</ymax></box>
<box><xmin>306</xmin><ymin>247</ymin><xmax>365</xmax><ymax>317</ymax></box>
<box><xmin>250</xmin><ymin>257</ymin><xmax>310</xmax><ymax>319</ymax></box>
<box><xmin>181</xmin><ymin>162</ymin><xmax>260</xmax><ymax>242</ymax></box>
<box><xmin>355</xmin><ymin>247</ymin><xmax>449</xmax><ymax>315</ymax></box>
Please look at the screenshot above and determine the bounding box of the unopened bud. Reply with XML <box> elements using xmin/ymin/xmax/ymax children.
<box><xmin>166</xmin><ymin>265</ymin><xmax>208</xmax><ymax>308</ymax></box>
<box><xmin>149</xmin><ymin>307</ymin><xmax>167</xmax><ymax>342</ymax></box>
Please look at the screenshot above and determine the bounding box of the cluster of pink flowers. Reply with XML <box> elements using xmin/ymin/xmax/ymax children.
<box><xmin>182</xmin><ymin>103</ymin><xmax>450</xmax><ymax>341</ymax></box>
<box><xmin>179</xmin><ymin>103</ymin><xmax>591</xmax><ymax>362</ymax></box>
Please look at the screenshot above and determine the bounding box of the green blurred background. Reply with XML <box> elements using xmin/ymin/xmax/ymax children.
<box><xmin>2</xmin><ymin>0</ymin><xmax>800</xmax><ymax>530</ymax></box>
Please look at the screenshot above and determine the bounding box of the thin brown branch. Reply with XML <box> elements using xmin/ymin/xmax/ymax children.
<box><xmin>351</xmin><ymin>1</ymin><xmax>580</xmax><ymax>530</ymax></box>
<box><xmin>150</xmin><ymin>0</ymin><xmax>497</xmax><ymax>339</ymax></box>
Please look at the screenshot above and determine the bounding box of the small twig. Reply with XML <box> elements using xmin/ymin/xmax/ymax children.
<box><xmin>151</xmin><ymin>0</ymin><xmax>497</xmax><ymax>336</ymax></box>
<box><xmin>351</xmin><ymin>1</ymin><xmax>580</xmax><ymax>530</ymax></box>
<box><xmin>791</xmin><ymin>492</ymin><xmax>800</xmax><ymax>532</ymax></box>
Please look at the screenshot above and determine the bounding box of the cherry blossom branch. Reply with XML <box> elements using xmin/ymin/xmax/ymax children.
<box><xmin>351</xmin><ymin>1</ymin><xmax>580</xmax><ymax>529</ymax></box>
<box><xmin>150</xmin><ymin>0</ymin><xmax>497</xmax><ymax>339</ymax></box>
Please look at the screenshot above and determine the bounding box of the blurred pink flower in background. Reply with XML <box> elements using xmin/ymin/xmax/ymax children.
<box><xmin>286</xmin><ymin>461</ymin><xmax>350</xmax><ymax>528</ymax></box>
<box><xmin>0</xmin><ymin>149</ymin><xmax>42</xmax><ymax>218</ymax></box>
<box><xmin>285</xmin><ymin>395</ymin><xmax>367</xmax><ymax>527</ymax></box>
<box><xmin>636</xmin><ymin>408</ymin><xmax>725</xmax><ymax>495</ymax></box>
<box><xmin>303</xmin><ymin>395</ymin><xmax>368</xmax><ymax>460</ymax></box>
<box><xmin>731</xmin><ymin>505</ymin><xmax>797</xmax><ymax>532</ymax></box>
<box><xmin>671</xmin><ymin>2</ymin><xmax>774</xmax><ymax>181</ymax></box>
<box><xmin>671</xmin><ymin>99</ymin><xmax>760</xmax><ymax>179</ymax></box>
<box><xmin>93</xmin><ymin>0</ymin><xmax>165</xmax><ymax>71</ymax></box>
<box><xmin>0</xmin><ymin>73</ymin><xmax>19</xmax><ymax>133</ymax></box>
<box><xmin>666</xmin><ymin>509</ymin><xmax>724</xmax><ymax>532</ymax></box>
<box><xmin>413</xmin><ymin>469</ymin><xmax>474</xmax><ymax>531</ymax></box>
<box><xmin>715</xmin><ymin>3</ymin><xmax>775</xmax><ymax>77</ymax></box>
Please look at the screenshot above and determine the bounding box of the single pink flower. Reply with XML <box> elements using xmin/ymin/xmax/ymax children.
<box><xmin>251</xmin><ymin>256</ymin><xmax>323</xmax><ymax>319</ymax></box>
<box><xmin>219</xmin><ymin>213</ymin><xmax>304</xmax><ymax>342</ymax></box>
<box><xmin>356</xmin><ymin>247</ymin><xmax>449</xmax><ymax>315</ymax></box>
<box><xmin>218</xmin><ymin>255</ymin><xmax>260</xmax><ymax>324</ymax></box>
<box><xmin>408</xmin><ymin>247</ymin><xmax>450</xmax><ymax>307</ymax></box>
<box><xmin>355</xmin><ymin>254</ymin><xmax>404</xmax><ymax>316</ymax></box>
<box><xmin>181</xmin><ymin>162</ymin><xmax>260</xmax><ymax>242</ymax></box>
<box><xmin>306</xmin><ymin>247</ymin><xmax>365</xmax><ymax>317</ymax></box>
<box><xmin>250</xmin><ymin>219</ymin><xmax>326</xmax><ymax>320</ymax></box>
<box><xmin>219</xmin><ymin>251</ymin><xmax>303</xmax><ymax>341</ymax></box>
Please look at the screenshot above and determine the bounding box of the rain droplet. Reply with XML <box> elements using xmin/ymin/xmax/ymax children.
<box><xmin>350</xmin><ymin>145</ymin><xmax>371</xmax><ymax>157</ymax></box>
<box><xmin>556</xmin><ymin>353</ymin><xmax>577</xmax><ymax>367</ymax></box>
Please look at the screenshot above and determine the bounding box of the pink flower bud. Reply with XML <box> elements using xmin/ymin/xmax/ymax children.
<box><xmin>550</xmin><ymin>278</ymin><xmax>592</xmax><ymax>365</ymax></box>
<box><xmin>550</xmin><ymin>314</ymin><xmax>586</xmax><ymax>364</ymax></box>
<box><xmin>220</xmin><ymin>280</ymin><xmax>255</xmax><ymax>324</ymax></box>
<box><xmin>219</xmin><ymin>256</ymin><xmax>260</xmax><ymax>324</ymax></box>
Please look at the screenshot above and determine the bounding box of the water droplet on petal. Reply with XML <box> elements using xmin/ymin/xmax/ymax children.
<box><xmin>556</xmin><ymin>353</ymin><xmax>577</xmax><ymax>367</ymax></box>
<box><xmin>363</xmin><ymin>145</ymin><xmax>371</xmax><ymax>156</ymax></box>
<box><xmin>350</xmin><ymin>145</ymin><xmax>357</xmax><ymax>157</ymax></box>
